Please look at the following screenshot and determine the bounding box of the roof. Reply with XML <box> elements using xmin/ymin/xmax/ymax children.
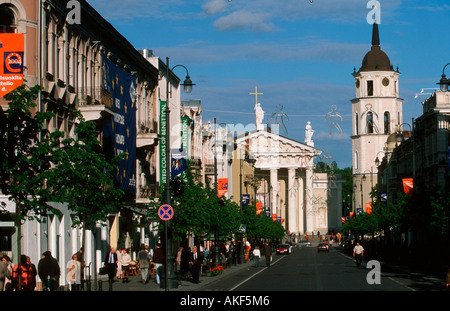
<box><xmin>359</xmin><ymin>23</ymin><xmax>394</xmax><ymax>72</ymax></box>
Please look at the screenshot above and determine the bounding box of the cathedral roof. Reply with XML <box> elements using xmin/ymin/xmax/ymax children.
<box><xmin>359</xmin><ymin>23</ymin><xmax>394</xmax><ymax>72</ymax></box>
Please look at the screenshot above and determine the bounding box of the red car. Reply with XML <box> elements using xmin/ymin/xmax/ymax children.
<box><xmin>276</xmin><ymin>244</ymin><xmax>292</xmax><ymax>255</ymax></box>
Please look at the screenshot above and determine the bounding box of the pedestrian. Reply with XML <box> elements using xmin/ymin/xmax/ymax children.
<box><xmin>153</xmin><ymin>243</ymin><xmax>163</xmax><ymax>285</ymax></box>
<box><xmin>66</xmin><ymin>253</ymin><xmax>81</xmax><ymax>291</ymax></box>
<box><xmin>353</xmin><ymin>242</ymin><xmax>364</xmax><ymax>267</ymax></box>
<box><xmin>137</xmin><ymin>244</ymin><xmax>150</xmax><ymax>284</ymax></box>
<box><xmin>120</xmin><ymin>248</ymin><xmax>131</xmax><ymax>283</ymax></box>
<box><xmin>75</xmin><ymin>247</ymin><xmax>85</xmax><ymax>289</ymax></box>
<box><xmin>12</xmin><ymin>254</ymin><xmax>35</xmax><ymax>291</ymax></box>
<box><xmin>38</xmin><ymin>251</ymin><xmax>61</xmax><ymax>291</ymax></box>
<box><xmin>116</xmin><ymin>246</ymin><xmax>123</xmax><ymax>279</ymax></box>
<box><xmin>176</xmin><ymin>246</ymin><xmax>183</xmax><ymax>275</ymax></box>
<box><xmin>180</xmin><ymin>245</ymin><xmax>191</xmax><ymax>280</ymax></box>
<box><xmin>26</xmin><ymin>256</ymin><xmax>37</xmax><ymax>291</ymax></box>
<box><xmin>103</xmin><ymin>247</ymin><xmax>118</xmax><ymax>289</ymax></box>
<box><xmin>263</xmin><ymin>242</ymin><xmax>272</xmax><ymax>267</ymax></box>
<box><xmin>0</xmin><ymin>254</ymin><xmax>10</xmax><ymax>291</ymax></box>
<box><xmin>252</xmin><ymin>246</ymin><xmax>261</xmax><ymax>267</ymax></box>
<box><xmin>2</xmin><ymin>254</ymin><xmax>13</xmax><ymax>291</ymax></box>
<box><xmin>190</xmin><ymin>245</ymin><xmax>204</xmax><ymax>284</ymax></box>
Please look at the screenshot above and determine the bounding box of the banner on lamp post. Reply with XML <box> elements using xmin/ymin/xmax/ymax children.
<box><xmin>159</xmin><ymin>101</ymin><xmax>167</xmax><ymax>192</ymax></box>
<box><xmin>0</xmin><ymin>33</ymin><xmax>24</xmax><ymax>98</ymax></box>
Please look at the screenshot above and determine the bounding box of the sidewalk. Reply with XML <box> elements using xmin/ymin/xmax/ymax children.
<box><xmin>96</xmin><ymin>260</ymin><xmax>255</xmax><ymax>291</ymax></box>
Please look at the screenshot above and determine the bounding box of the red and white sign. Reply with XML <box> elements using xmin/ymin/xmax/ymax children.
<box><xmin>0</xmin><ymin>33</ymin><xmax>24</xmax><ymax>98</ymax></box>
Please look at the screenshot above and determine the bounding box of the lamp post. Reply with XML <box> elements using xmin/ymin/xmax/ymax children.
<box><xmin>395</xmin><ymin>120</ymin><xmax>415</xmax><ymax>189</ymax></box>
<box><xmin>162</xmin><ymin>57</ymin><xmax>194</xmax><ymax>290</ymax></box>
<box><xmin>437</xmin><ymin>63</ymin><xmax>450</xmax><ymax>92</ymax></box>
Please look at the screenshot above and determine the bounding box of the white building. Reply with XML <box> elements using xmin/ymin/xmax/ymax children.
<box><xmin>351</xmin><ymin>22</ymin><xmax>403</xmax><ymax>213</ymax></box>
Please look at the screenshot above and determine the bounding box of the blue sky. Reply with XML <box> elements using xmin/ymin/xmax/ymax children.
<box><xmin>88</xmin><ymin>0</ymin><xmax>449</xmax><ymax>169</ymax></box>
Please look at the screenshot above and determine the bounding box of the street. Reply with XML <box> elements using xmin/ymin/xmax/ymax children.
<box><xmin>198</xmin><ymin>243</ymin><xmax>447</xmax><ymax>292</ymax></box>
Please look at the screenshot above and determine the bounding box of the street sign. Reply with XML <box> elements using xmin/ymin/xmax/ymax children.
<box><xmin>158</xmin><ymin>204</ymin><xmax>174</xmax><ymax>221</ymax></box>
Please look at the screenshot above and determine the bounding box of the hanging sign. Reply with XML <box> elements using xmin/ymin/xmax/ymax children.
<box><xmin>0</xmin><ymin>33</ymin><xmax>24</xmax><ymax>98</ymax></box>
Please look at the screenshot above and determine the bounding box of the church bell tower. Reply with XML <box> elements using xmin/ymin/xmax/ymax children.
<box><xmin>351</xmin><ymin>22</ymin><xmax>403</xmax><ymax>213</ymax></box>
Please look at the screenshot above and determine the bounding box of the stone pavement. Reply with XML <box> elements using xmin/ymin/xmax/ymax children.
<box><xmin>96</xmin><ymin>259</ymin><xmax>255</xmax><ymax>291</ymax></box>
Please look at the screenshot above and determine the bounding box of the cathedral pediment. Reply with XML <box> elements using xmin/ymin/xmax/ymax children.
<box><xmin>236</xmin><ymin>130</ymin><xmax>321</xmax><ymax>169</ymax></box>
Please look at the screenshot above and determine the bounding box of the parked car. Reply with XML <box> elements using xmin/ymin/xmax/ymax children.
<box><xmin>276</xmin><ymin>244</ymin><xmax>292</xmax><ymax>255</ymax></box>
<box><xmin>297</xmin><ymin>240</ymin><xmax>311</xmax><ymax>247</ymax></box>
<box><xmin>317</xmin><ymin>243</ymin><xmax>330</xmax><ymax>252</ymax></box>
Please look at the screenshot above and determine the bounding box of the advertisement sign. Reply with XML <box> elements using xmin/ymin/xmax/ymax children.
<box><xmin>0</xmin><ymin>33</ymin><xmax>24</xmax><ymax>98</ymax></box>
<box><xmin>159</xmin><ymin>101</ymin><xmax>167</xmax><ymax>192</ymax></box>
<box><xmin>181</xmin><ymin>115</ymin><xmax>190</xmax><ymax>180</ymax></box>
<box><xmin>171</xmin><ymin>148</ymin><xmax>187</xmax><ymax>178</ymax></box>
<box><xmin>101</xmin><ymin>55</ymin><xmax>136</xmax><ymax>193</ymax></box>
<box><xmin>365</xmin><ymin>202</ymin><xmax>372</xmax><ymax>214</ymax></box>
<box><xmin>402</xmin><ymin>178</ymin><xmax>414</xmax><ymax>196</ymax></box>
<box><xmin>218</xmin><ymin>178</ymin><xmax>228</xmax><ymax>198</ymax></box>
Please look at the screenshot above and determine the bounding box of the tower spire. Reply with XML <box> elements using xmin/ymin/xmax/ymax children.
<box><xmin>372</xmin><ymin>22</ymin><xmax>380</xmax><ymax>46</ymax></box>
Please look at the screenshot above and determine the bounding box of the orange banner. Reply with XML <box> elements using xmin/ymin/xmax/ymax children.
<box><xmin>402</xmin><ymin>178</ymin><xmax>413</xmax><ymax>196</ymax></box>
<box><xmin>0</xmin><ymin>33</ymin><xmax>24</xmax><ymax>98</ymax></box>
<box><xmin>218</xmin><ymin>178</ymin><xmax>228</xmax><ymax>198</ymax></box>
<box><xmin>365</xmin><ymin>202</ymin><xmax>372</xmax><ymax>214</ymax></box>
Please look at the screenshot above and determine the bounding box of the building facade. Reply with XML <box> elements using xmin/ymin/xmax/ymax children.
<box><xmin>0</xmin><ymin>0</ymin><xmax>192</xmax><ymax>289</ymax></box>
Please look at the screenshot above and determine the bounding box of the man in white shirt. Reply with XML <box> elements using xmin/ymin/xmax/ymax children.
<box><xmin>353</xmin><ymin>242</ymin><xmax>364</xmax><ymax>267</ymax></box>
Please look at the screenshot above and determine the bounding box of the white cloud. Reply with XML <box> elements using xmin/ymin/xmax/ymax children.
<box><xmin>213</xmin><ymin>10</ymin><xmax>276</xmax><ymax>32</ymax></box>
<box><xmin>202</xmin><ymin>0</ymin><xmax>229</xmax><ymax>15</ymax></box>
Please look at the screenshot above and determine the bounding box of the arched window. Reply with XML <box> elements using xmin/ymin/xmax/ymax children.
<box><xmin>355</xmin><ymin>113</ymin><xmax>359</xmax><ymax>135</ymax></box>
<box><xmin>384</xmin><ymin>111</ymin><xmax>390</xmax><ymax>134</ymax></box>
<box><xmin>0</xmin><ymin>5</ymin><xmax>16</xmax><ymax>33</ymax></box>
<box><xmin>354</xmin><ymin>151</ymin><xmax>359</xmax><ymax>170</ymax></box>
<box><xmin>367</xmin><ymin>112</ymin><xmax>374</xmax><ymax>134</ymax></box>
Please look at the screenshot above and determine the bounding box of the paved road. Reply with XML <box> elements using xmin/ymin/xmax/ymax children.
<box><xmin>198</xmin><ymin>244</ymin><xmax>447</xmax><ymax>291</ymax></box>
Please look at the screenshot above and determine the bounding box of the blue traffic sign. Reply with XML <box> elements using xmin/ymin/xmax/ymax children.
<box><xmin>158</xmin><ymin>204</ymin><xmax>174</xmax><ymax>221</ymax></box>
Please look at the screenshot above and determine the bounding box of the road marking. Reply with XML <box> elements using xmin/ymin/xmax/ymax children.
<box><xmin>229</xmin><ymin>256</ymin><xmax>286</xmax><ymax>291</ymax></box>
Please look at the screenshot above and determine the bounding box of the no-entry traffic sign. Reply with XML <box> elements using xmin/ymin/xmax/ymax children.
<box><xmin>158</xmin><ymin>204</ymin><xmax>174</xmax><ymax>221</ymax></box>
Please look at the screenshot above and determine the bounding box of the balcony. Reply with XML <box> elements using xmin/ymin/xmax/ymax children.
<box><xmin>78</xmin><ymin>87</ymin><xmax>114</xmax><ymax>122</ymax></box>
<box><xmin>137</xmin><ymin>121</ymin><xmax>159</xmax><ymax>149</ymax></box>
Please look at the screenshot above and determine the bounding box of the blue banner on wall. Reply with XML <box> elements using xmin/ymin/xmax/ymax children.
<box><xmin>101</xmin><ymin>55</ymin><xmax>136</xmax><ymax>193</ymax></box>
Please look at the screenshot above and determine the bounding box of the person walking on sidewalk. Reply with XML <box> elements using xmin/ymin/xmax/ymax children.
<box><xmin>252</xmin><ymin>246</ymin><xmax>261</xmax><ymax>267</ymax></box>
<box><xmin>353</xmin><ymin>242</ymin><xmax>364</xmax><ymax>267</ymax></box>
<box><xmin>263</xmin><ymin>242</ymin><xmax>272</xmax><ymax>267</ymax></box>
<box><xmin>153</xmin><ymin>243</ymin><xmax>163</xmax><ymax>285</ymax></box>
<box><xmin>138</xmin><ymin>244</ymin><xmax>150</xmax><ymax>284</ymax></box>
<box><xmin>103</xmin><ymin>247</ymin><xmax>118</xmax><ymax>290</ymax></box>
<box><xmin>190</xmin><ymin>245</ymin><xmax>204</xmax><ymax>284</ymax></box>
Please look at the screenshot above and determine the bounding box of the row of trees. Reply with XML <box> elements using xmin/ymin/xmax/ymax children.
<box><xmin>147</xmin><ymin>169</ymin><xmax>286</xmax><ymax>246</ymax></box>
<box><xmin>0</xmin><ymin>84</ymin><xmax>124</xmax><ymax>288</ymax></box>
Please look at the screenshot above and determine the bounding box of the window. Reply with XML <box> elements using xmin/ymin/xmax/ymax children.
<box><xmin>367</xmin><ymin>80</ymin><xmax>374</xmax><ymax>96</ymax></box>
<box><xmin>367</xmin><ymin>112</ymin><xmax>374</xmax><ymax>134</ymax></box>
<box><xmin>355</xmin><ymin>113</ymin><xmax>359</xmax><ymax>135</ymax></box>
<box><xmin>354</xmin><ymin>151</ymin><xmax>359</xmax><ymax>170</ymax></box>
<box><xmin>0</xmin><ymin>5</ymin><xmax>16</xmax><ymax>33</ymax></box>
<box><xmin>384</xmin><ymin>112</ymin><xmax>390</xmax><ymax>134</ymax></box>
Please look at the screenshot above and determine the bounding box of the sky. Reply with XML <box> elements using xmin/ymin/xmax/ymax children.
<box><xmin>87</xmin><ymin>0</ymin><xmax>449</xmax><ymax>169</ymax></box>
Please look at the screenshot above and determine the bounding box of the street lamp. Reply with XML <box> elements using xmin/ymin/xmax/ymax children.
<box><xmin>436</xmin><ymin>63</ymin><xmax>450</xmax><ymax>92</ymax></box>
<box><xmin>162</xmin><ymin>57</ymin><xmax>194</xmax><ymax>290</ymax></box>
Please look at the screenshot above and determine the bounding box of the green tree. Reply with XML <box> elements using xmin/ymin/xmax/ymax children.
<box><xmin>0</xmin><ymin>84</ymin><xmax>62</xmax><ymax>289</ymax></box>
<box><xmin>48</xmin><ymin>113</ymin><xmax>124</xmax><ymax>288</ymax></box>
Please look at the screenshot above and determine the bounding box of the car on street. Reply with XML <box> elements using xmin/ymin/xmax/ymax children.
<box><xmin>276</xmin><ymin>244</ymin><xmax>292</xmax><ymax>255</ymax></box>
<box><xmin>317</xmin><ymin>243</ymin><xmax>330</xmax><ymax>252</ymax></box>
<box><xmin>297</xmin><ymin>240</ymin><xmax>311</xmax><ymax>247</ymax></box>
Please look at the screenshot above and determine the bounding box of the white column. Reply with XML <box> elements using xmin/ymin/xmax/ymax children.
<box><xmin>297</xmin><ymin>175</ymin><xmax>304</xmax><ymax>235</ymax></box>
<box><xmin>305</xmin><ymin>166</ymin><xmax>314</xmax><ymax>235</ymax></box>
<box><xmin>270</xmin><ymin>168</ymin><xmax>278</xmax><ymax>218</ymax></box>
<box><xmin>288</xmin><ymin>168</ymin><xmax>297</xmax><ymax>234</ymax></box>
